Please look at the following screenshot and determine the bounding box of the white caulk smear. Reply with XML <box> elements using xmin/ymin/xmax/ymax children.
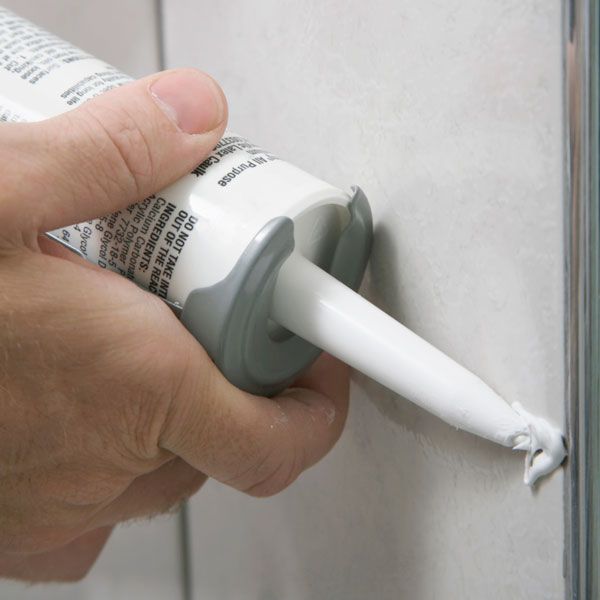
<box><xmin>271</xmin><ymin>253</ymin><xmax>566</xmax><ymax>486</ymax></box>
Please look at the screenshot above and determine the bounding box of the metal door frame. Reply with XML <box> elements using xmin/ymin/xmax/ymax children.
<box><xmin>565</xmin><ymin>0</ymin><xmax>599</xmax><ymax>598</ymax></box>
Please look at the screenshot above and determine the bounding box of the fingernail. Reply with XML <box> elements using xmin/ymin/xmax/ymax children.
<box><xmin>150</xmin><ymin>70</ymin><xmax>225</xmax><ymax>134</ymax></box>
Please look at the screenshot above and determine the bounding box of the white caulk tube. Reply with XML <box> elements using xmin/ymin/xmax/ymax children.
<box><xmin>0</xmin><ymin>8</ymin><xmax>565</xmax><ymax>485</ymax></box>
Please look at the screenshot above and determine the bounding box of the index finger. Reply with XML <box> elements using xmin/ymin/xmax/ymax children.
<box><xmin>159</xmin><ymin>344</ymin><xmax>350</xmax><ymax>497</ymax></box>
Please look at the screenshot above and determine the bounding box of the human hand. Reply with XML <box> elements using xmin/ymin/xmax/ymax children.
<box><xmin>0</xmin><ymin>69</ymin><xmax>350</xmax><ymax>582</ymax></box>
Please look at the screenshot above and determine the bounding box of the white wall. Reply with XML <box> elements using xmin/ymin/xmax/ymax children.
<box><xmin>163</xmin><ymin>1</ymin><xmax>566</xmax><ymax>599</ymax></box>
<box><xmin>0</xmin><ymin>2</ymin><xmax>184</xmax><ymax>599</ymax></box>
<box><xmin>0</xmin><ymin>1</ymin><xmax>567</xmax><ymax>598</ymax></box>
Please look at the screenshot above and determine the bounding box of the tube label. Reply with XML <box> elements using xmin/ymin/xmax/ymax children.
<box><xmin>0</xmin><ymin>7</ymin><xmax>278</xmax><ymax>303</ymax></box>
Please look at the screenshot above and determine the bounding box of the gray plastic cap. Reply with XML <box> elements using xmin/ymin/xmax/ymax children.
<box><xmin>181</xmin><ymin>186</ymin><xmax>373</xmax><ymax>396</ymax></box>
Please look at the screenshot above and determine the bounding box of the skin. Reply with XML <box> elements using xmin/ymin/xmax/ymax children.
<box><xmin>0</xmin><ymin>69</ymin><xmax>350</xmax><ymax>582</ymax></box>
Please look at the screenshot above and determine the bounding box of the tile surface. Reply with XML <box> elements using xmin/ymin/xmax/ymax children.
<box><xmin>164</xmin><ymin>1</ymin><xmax>566</xmax><ymax>598</ymax></box>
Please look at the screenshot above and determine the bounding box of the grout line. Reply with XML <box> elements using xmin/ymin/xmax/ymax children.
<box><xmin>178</xmin><ymin>501</ymin><xmax>195</xmax><ymax>600</ymax></box>
<box><xmin>155</xmin><ymin>0</ymin><xmax>167</xmax><ymax>70</ymax></box>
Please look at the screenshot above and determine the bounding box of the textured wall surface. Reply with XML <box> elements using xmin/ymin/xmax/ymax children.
<box><xmin>0</xmin><ymin>3</ymin><xmax>183</xmax><ymax>600</ymax></box>
<box><xmin>164</xmin><ymin>1</ymin><xmax>566</xmax><ymax>599</ymax></box>
<box><xmin>0</xmin><ymin>1</ymin><xmax>566</xmax><ymax>598</ymax></box>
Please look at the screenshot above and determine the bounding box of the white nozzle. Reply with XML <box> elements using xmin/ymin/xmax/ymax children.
<box><xmin>271</xmin><ymin>252</ymin><xmax>566</xmax><ymax>485</ymax></box>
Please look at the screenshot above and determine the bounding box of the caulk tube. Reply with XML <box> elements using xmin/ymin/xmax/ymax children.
<box><xmin>0</xmin><ymin>7</ymin><xmax>366</xmax><ymax>395</ymax></box>
<box><xmin>0</xmin><ymin>7</ymin><xmax>353</xmax><ymax>302</ymax></box>
<box><xmin>0</xmin><ymin>8</ymin><xmax>565</xmax><ymax>485</ymax></box>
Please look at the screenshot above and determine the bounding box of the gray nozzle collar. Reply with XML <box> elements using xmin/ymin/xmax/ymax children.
<box><xmin>181</xmin><ymin>186</ymin><xmax>373</xmax><ymax>396</ymax></box>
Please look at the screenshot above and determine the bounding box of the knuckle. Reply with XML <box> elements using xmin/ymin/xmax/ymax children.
<box><xmin>117</xmin><ymin>331</ymin><xmax>189</xmax><ymax>462</ymax></box>
<box><xmin>115</xmin><ymin>382</ymin><xmax>172</xmax><ymax>465</ymax></box>
<box><xmin>78</xmin><ymin>102</ymin><xmax>157</xmax><ymax>201</ymax></box>
<box><xmin>157</xmin><ymin>337</ymin><xmax>218</xmax><ymax>451</ymax></box>
<box><xmin>0</xmin><ymin>125</ymin><xmax>47</xmax><ymax>245</ymax></box>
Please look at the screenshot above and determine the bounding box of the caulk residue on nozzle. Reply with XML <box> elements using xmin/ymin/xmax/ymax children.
<box><xmin>511</xmin><ymin>403</ymin><xmax>567</xmax><ymax>486</ymax></box>
<box><xmin>271</xmin><ymin>252</ymin><xmax>567</xmax><ymax>486</ymax></box>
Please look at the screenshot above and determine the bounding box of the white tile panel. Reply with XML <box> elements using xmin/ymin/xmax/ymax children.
<box><xmin>164</xmin><ymin>1</ymin><xmax>566</xmax><ymax>598</ymax></box>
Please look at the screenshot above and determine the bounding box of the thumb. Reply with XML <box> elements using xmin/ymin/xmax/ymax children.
<box><xmin>0</xmin><ymin>68</ymin><xmax>227</xmax><ymax>238</ymax></box>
